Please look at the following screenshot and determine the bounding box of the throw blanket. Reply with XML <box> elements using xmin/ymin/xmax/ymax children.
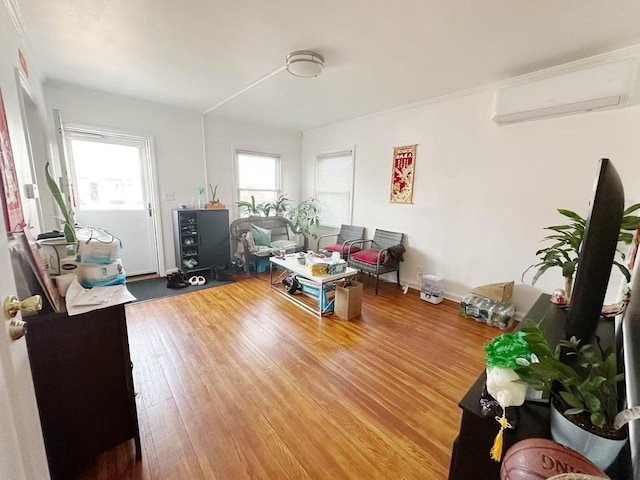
<box><xmin>383</xmin><ymin>244</ymin><xmax>405</xmax><ymax>268</ymax></box>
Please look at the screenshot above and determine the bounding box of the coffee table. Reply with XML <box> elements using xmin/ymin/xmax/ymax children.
<box><xmin>269</xmin><ymin>255</ymin><xmax>358</xmax><ymax>317</ymax></box>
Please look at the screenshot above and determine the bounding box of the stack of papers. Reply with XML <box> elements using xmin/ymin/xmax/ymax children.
<box><xmin>65</xmin><ymin>278</ymin><xmax>136</xmax><ymax>316</ymax></box>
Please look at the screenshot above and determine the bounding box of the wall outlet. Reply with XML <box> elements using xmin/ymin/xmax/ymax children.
<box><xmin>417</xmin><ymin>266</ymin><xmax>424</xmax><ymax>276</ymax></box>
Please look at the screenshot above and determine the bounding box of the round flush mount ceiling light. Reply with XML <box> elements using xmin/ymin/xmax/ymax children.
<box><xmin>286</xmin><ymin>51</ymin><xmax>324</xmax><ymax>78</ymax></box>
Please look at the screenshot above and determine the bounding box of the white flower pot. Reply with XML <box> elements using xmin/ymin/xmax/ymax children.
<box><xmin>550</xmin><ymin>400</ymin><xmax>627</xmax><ymax>470</ymax></box>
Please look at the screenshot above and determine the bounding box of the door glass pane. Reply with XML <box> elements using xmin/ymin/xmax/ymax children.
<box><xmin>70</xmin><ymin>140</ymin><xmax>144</xmax><ymax>210</ymax></box>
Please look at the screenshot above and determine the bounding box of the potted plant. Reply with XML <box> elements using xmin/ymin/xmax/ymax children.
<box><xmin>522</xmin><ymin>204</ymin><xmax>640</xmax><ymax>301</ymax></box>
<box><xmin>206</xmin><ymin>184</ymin><xmax>225</xmax><ymax>209</ymax></box>
<box><xmin>256</xmin><ymin>201</ymin><xmax>273</xmax><ymax>217</ymax></box>
<box><xmin>513</xmin><ymin>321</ymin><xmax>638</xmax><ymax>469</ymax></box>
<box><xmin>236</xmin><ymin>195</ymin><xmax>260</xmax><ymax>217</ymax></box>
<box><xmin>287</xmin><ymin>198</ymin><xmax>320</xmax><ymax>237</ymax></box>
<box><xmin>45</xmin><ymin>161</ymin><xmax>77</xmax><ymax>243</ymax></box>
<box><xmin>270</xmin><ymin>194</ymin><xmax>292</xmax><ymax>216</ymax></box>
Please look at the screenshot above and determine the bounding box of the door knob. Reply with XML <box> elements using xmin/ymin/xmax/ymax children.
<box><xmin>8</xmin><ymin>319</ymin><xmax>27</xmax><ymax>340</ymax></box>
<box><xmin>4</xmin><ymin>294</ymin><xmax>42</xmax><ymax>320</ymax></box>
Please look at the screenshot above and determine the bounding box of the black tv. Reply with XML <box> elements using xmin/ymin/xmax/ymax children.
<box><xmin>566</xmin><ymin>158</ymin><xmax>624</xmax><ymax>343</ymax></box>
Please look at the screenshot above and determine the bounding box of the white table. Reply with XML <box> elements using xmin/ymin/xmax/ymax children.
<box><xmin>269</xmin><ymin>255</ymin><xmax>358</xmax><ymax>317</ymax></box>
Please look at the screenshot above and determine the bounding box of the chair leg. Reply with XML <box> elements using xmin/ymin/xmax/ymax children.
<box><xmin>375</xmin><ymin>274</ymin><xmax>379</xmax><ymax>295</ymax></box>
<box><xmin>396</xmin><ymin>269</ymin><xmax>400</xmax><ymax>285</ymax></box>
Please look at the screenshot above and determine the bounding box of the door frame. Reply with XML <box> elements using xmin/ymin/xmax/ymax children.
<box><xmin>62</xmin><ymin>122</ymin><xmax>166</xmax><ymax>276</ymax></box>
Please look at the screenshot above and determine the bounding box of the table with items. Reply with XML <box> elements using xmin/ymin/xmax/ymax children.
<box><xmin>269</xmin><ymin>253</ymin><xmax>358</xmax><ymax>317</ymax></box>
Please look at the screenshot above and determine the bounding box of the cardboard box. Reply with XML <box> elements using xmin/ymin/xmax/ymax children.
<box><xmin>335</xmin><ymin>280</ymin><xmax>363</xmax><ymax>320</ymax></box>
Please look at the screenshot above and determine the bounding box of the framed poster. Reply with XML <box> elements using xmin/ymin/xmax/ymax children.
<box><xmin>0</xmin><ymin>88</ymin><xmax>25</xmax><ymax>232</ymax></box>
<box><xmin>390</xmin><ymin>144</ymin><xmax>417</xmax><ymax>204</ymax></box>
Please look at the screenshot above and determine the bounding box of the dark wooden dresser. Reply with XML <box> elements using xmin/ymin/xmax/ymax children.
<box><xmin>25</xmin><ymin>304</ymin><xmax>140</xmax><ymax>480</ymax></box>
<box><xmin>448</xmin><ymin>294</ymin><xmax>631</xmax><ymax>480</ymax></box>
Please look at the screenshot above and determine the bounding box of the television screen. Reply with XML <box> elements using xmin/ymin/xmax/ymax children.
<box><xmin>566</xmin><ymin>158</ymin><xmax>624</xmax><ymax>342</ymax></box>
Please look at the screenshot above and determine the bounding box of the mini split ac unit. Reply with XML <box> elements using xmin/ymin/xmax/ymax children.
<box><xmin>492</xmin><ymin>59</ymin><xmax>639</xmax><ymax>125</ymax></box>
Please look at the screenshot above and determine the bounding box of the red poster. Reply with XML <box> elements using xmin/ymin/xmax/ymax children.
<box><xmin>0</xmin><ymin>89</ymin><xmax>25</xmax><ymax>232</ymax></box>
<box><xmin>390</xmin><ymin>144</ymin><xmax>417</xmax><ymax>204</ymax></box>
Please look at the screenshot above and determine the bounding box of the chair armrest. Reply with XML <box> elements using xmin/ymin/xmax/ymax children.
<box><xmin>317</xmin><ymin>232</ymin><xmax>338</xmax><ymax>250</ymax></box>
<box><xmin>346</xmin><ymin>239</ymin><xmax>371</xmax><ymax>260</ymax></box>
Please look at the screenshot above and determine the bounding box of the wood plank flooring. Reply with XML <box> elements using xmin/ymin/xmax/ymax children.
<box><xmin>77</xmin><ymin>273</ymin><xmax>504</xmax><ymax>479</ymax></box>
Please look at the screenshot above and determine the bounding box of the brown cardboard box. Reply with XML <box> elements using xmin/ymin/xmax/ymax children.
<box><xmin>335</xmin><ymin>280</ymin><xmax>363</xmax><ymax>320</ymax></box>
<box><xmin>470</xmin><ymin>281</ymin><xmax>514</xmax><ymax>302</ymax></box>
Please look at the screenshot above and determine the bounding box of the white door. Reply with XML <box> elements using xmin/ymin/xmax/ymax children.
<box><xmin>0</xmin><ymin>227</ymin><xmax>50</xmax><ymax>478</ymax></box>
<box><xmin>63</xmin><ymin>129</ymin><xmax>159</xmax><ymax>276</ymax></box>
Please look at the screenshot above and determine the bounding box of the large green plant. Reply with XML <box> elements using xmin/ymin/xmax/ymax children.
<box><xmin>514</xmin><ymin>321</ymin><xmax>622</xmax><ymax>431</ymax></box>
<box><xmin>522</xmin><ymin>204</ymin><xmax>640</xmax><ymax>296</ymax></box>
<box><xmin>287</xmin><ymin>198</ymin><xmax>320</xmax><ymax>236</ymax></box>
<box><xmin>45</xmin><ymin>162</ymin><xmax>77</xmax><ymax>243</ymax></box>
<box><xmin>511</xmin><ymin>320</ymin><xmax>640</xmax><ymax>438</ymax></box>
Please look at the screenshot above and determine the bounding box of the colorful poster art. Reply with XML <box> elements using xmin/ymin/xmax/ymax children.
<box><xmin>0</xmin><ymin>88</ymin><xmax>25</xmax><ymax>232</ymax></box>
<box><xmin>390</xmin><ymin>144</ymin><xmax>417</xmax><ymax>204</ymax></box>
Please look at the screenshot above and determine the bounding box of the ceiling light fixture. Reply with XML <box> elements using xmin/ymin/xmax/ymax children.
<box><xmin>286</xmin><ymin>51</ymin><xmax>324</xmax><ymax>78</ymax></box>
<box><xmin>203</xmin><ymin>50</ymin><xmax>324</xmax><ymax>114</ymax></box>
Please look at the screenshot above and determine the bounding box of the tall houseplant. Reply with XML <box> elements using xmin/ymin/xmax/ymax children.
<box><xmin>287</xmin><ymin>198</ymin><xmax>320</xmax><ymax>237</ymax></box>
<box><xmin>522</xmin><ymin>204</ymin><xmax>640</xmax><ymax>301</ymax></box>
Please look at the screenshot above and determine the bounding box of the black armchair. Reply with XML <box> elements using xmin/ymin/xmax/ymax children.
<box><xmin>347</xmin><ymin>229</ymin><xmax>405</xmax><ymax>295</ymax></box>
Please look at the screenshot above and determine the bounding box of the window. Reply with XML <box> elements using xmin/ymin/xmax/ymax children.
<box><xmin>316</xmin><ymin>150</ymin><xmax>354</xmax><ymax>227</ymax></box>
<box><xmin>236</xmin><ymin>151</ymin><xmax>280</xmax><ymax>211</ymax></box>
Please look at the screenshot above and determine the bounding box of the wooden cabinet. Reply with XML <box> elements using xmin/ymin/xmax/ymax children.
<box><xmin>172</xmin><ymin>208</ymin><xmax>230</xmax><ymax>276</ymax></box>
<box><xmin>25</xmin><ymin>304</ymin><xmax>140</xmax><ymax>480</ymax></box>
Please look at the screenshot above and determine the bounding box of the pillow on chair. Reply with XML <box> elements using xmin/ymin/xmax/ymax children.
<box><xmin>251</xmin><ymin>224</ymin><xmax>272</xmax><ymax>247</ymax></box>
<box><xmin>323</xmin><ymin>243</ymin><xmax>361</xmax><ymax>254</ymax></box>
<box><xmin>351</xmin><ymin>249</ymin><xmax>385</xmax><ymax>264</ymax></box>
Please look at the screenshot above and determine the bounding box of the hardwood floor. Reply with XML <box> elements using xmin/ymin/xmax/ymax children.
<box><xmin>77</xmin><ymin>273</ymin><xmax>504</xmax><ymax>479</ymax></box>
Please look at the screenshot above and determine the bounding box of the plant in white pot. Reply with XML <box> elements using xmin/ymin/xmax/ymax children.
<box><xmin>514</xmin><ymin>321</ymin><xmax>639</xmax><ymax>469</ymax></box>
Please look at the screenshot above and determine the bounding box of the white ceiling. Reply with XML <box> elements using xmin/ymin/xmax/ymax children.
<box><xmin>17</xmin><ymin>0</ymin><xmax>640</xmax><ymax>131</ymax></box>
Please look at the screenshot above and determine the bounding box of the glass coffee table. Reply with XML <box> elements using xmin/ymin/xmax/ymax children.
<box><xmin>269</xmin><ymin>254</ymin><xmax>358</xmax><ymax>317</ymax></box>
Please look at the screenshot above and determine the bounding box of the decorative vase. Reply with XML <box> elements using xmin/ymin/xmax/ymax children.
<box><xmin>550</xmin><ymin>399</ymin><xmax>627</xmax><ymax>470</ymax></box>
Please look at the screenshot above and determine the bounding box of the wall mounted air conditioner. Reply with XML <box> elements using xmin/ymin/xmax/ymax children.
<box><xmin>493</xmin><ymin>59</ymin><xmax>639</xmax><ymax>125</ymax></box>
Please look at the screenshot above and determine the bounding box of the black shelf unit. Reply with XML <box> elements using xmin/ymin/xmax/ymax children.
<box><xmin>172</xmin><ymin>208</ymin><xmax>230</xmax><ymax>276</ymax></box>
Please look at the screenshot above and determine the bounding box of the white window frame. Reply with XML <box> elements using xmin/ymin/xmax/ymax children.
<box><xmin>234</xmin><ymin>149</ymin><xmax>281</xmax><ymax>216</ymax></box>
<box><xmin>315</xmin><ymin>148</ymin><xmax>355</xmax><ymax>228</ymax></box>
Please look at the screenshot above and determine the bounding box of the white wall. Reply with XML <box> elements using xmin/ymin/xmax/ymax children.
<box><xmin>203</xmin><ymin>115</ymin><xmax>301</xmax><ymax>219</ymax></box>
<box><xmin>301</xmin><ymin>80</ymin><xmax>640</xmax><ymax>315</ymax></box>
<box><xmin>43</xmin><ymin>83</ymin><xmax>206</xmax><ymax>271</ymax></box>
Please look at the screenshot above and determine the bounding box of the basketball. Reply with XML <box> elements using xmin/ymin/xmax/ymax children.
<box><xmin>500</xmin><ymin>438</ymin><xmax>608</xmax><ymax>480</ymax></box>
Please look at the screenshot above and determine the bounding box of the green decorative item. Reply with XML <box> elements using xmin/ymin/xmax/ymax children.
<box><xmin>45</xmin><ymin>161</ymin><xmax>77</xmax><ymax>243</ymax></box>
<box><xmin>484</xmin><ymin>331</ymin><xmax>533</xmax><ymax>461</ymax></box>
<box><xmin>485</xmin><ymin>331</ymin><xmax>533</xmax><ymax>370</ymax></box>
<box><xmin>522</xmin><ymin>204</ymin><xmax>640</xmax><ymax>301</ymax></box>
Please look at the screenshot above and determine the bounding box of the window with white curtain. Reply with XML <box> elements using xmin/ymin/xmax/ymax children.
<box><xmin>315</xmin><ymin>150</ymin><xmax>354</xmax><ymax>227</ymax></box>
<box><xmin>235</xmin><ymin>150</ymin><xmax>280</xmax><ymax>209</ymax></box>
